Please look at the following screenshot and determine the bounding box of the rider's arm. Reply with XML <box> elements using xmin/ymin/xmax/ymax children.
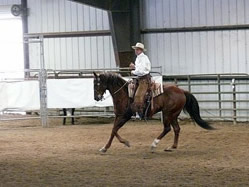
<box><xmin>144</xmin><ymin>56</ymin><xmax>151</xmax><ymax>72</ymax></box>
<box><xmin>129</xmin><ymin>63</ymin><xmax>135</xmax><ymax>70</ymax></box>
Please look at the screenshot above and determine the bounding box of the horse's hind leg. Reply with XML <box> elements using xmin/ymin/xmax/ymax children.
<box><xmin>150</xmin><ymin>115</ymin><xmax>171</xmax><ymax>152</ymax></box>
<box><xmin>170</xmin><ymin>119</ymin><xmax>180</xmax><ymax>149</ymax></box>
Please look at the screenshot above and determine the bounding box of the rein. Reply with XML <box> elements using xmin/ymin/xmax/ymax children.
<box><xmin>96</xmin><ymin>74</ymin><xmax>131</xmax><ymax>117</ymax></box>
<box><xmin>113</xmin><ymin>81</ymin><xmax>129</xmax><ymax>95</ymax></box>
<box><xmin>101</xmin><ymin>80</ymin><xmax>129</xmax><ymax>101</ymax></box>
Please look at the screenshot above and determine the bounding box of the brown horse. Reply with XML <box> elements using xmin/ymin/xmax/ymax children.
<box><xmin>93</xmin><ymin>72</ymin><xmax>213</xmax><ymax>153</ymax></box>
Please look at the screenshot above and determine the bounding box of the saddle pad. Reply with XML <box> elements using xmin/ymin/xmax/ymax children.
<box><xmin>128</xmin><ymin>76</ymin><xmax>163</xmax><ymax>98</ymax></box>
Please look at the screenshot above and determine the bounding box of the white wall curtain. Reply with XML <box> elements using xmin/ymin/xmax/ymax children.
<box><xmin>0</xmin><ymin>6</ymin><xmax>24</xmax><ymax>80</ymax></box>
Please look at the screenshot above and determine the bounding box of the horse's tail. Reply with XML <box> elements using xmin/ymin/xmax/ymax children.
<box><xmin>184</xmin><ymin>91</ymin><xmax>214</xmax><ymax>130</ymax></box>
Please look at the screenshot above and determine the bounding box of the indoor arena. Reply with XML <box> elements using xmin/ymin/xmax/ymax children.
<box><xmin>0</xmin><ymin>0</ymin><xmax>249</xmax><ymax>186</ymax></box>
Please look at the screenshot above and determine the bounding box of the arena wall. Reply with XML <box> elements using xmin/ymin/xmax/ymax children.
<box><xmin>0</xmin><ymin>0</ymin><xmax>20</xmax><ymax>5</ymax></box>
<box><xmin>141</xmin><ymin>0</ymin><xmax>249</xmax><ymax>75</ymax></box>
<box><xmin>27</xmin><ymin>0</ymin><xmax>116</xmax><ymax>70</ymax></box>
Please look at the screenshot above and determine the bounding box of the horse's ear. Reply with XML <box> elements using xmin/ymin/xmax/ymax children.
<box><xmin>93</xmin><ymin>72</ymin><xmax>98</xmax><ymax>77</ymax></box>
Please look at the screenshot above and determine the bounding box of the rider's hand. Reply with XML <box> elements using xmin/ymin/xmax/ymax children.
<box><xmin>129</xmin><ymin>63</ymin><xmax>135</xmax><ymax>70</ymax></box>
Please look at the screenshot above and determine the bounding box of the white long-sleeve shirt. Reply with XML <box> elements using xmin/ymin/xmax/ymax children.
<box><xmin>131</xmin><ymin>52</ymin><xmax>151</xmax><ymax>76</ymax></box>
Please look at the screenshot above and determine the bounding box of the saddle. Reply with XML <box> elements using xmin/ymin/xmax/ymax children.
<box><xmin>128</xmin><ymin>76</ymin><xmax>163</xmax><ymax>119</ymax></box>
<box><xmin>128</xmin><ymin>80</ymin><xmax>162</xmax><ymax>99</ymax></box>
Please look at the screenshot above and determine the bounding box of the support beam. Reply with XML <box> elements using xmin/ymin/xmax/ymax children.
<box><xmin>71</xmin><ymin>0</ymin><xmax>110</xmax><ymax>10</ymax></box>
<box><xmin>141</xmin><ymin>24</ymin><xmax>249</xmax><ymax>34</ymax></box>
<box><xmin>71</xmin><ymin>0</ymin><xmax>141</xmax><ymax>68</ymax></box>
<box><xmin>21</xmin><ymin>0</ymin><xmax>30</xmax><ymax>71</ymax></box>
<box><xmin>25</xmin><ymin>30</ymin><xmax>111</xmax><ymax>38</ymax></box>
<box><xmin>71</xmin><ymin>0</ymin><xmax>130</xmax><ymax>11</ymax></box>
<box><xmin>108</xmin><ymin>0</ymin><xmax>140</xmax><ymax>68</ymax></box>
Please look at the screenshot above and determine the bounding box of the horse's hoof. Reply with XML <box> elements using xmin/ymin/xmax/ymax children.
<box><xmin>150</xmin><ymin>146</ymin><xmax>156</xmax><ymax>153</ymax></box>
<box><xmin>150</xmin><ymin>139</ymin><xmax>160</xmax><ymax>153</ymax></box>
<box><xmin>164</xmin><ymin>149</ymin><xmax>173</xmax><ymax>152</ymax></box>
<box><xmin>99</xmin><ymin>147</ymin><xmax>107</xmax><ymax>153</ymax></box>
<box><xmin>164</xmin><ymin>147</ymin><xmax>173</xmax><ymax>152</ymax></box>
<box><xmin>124</xmin><ymin>141</ymin><xmax>130</xmax><ymax>147</ymax></box>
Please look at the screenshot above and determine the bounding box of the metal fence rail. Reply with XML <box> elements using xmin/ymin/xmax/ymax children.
<box><xmin>164</xmin><ymin>73</ymin><xmax>249</xmax><ymax>124</ymax></box>
<box><xmin>2</xmin><ymin>71</ymin><xmax>249</xmax><ymax>125</ymax></box>
<box><xmin>0</xmin><ymin>67</ymin><xmax>163</xmax><ymax>127</ymax></box>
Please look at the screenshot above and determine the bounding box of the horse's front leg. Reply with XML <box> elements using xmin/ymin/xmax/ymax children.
<box><xmin>115</xmin><ymin>132</ymin><xmax>130</xmax><ymax>147</ymax></box>
<box><xmin>99</xmin><ymin>116</ymin><xmax>130</xmax><ymax>153</ymax></box>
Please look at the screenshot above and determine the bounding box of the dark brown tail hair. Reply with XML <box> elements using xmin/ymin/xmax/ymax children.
<box><xmin>184</xmin><ymin>91</ymin><xmax>214</xmax><ymax>130</ymax></box>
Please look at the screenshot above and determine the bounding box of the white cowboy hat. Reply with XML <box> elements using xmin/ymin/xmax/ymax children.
<box><xmin>131</xmin><ymin>42</ymin><xmax>147</xmax><ymax>51</ymax></box>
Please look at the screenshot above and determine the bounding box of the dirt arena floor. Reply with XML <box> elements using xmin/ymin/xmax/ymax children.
<box><xmin>0</xmin><ymin>117</ymin><xmax>248</xmax><ymax>186</ymax></box>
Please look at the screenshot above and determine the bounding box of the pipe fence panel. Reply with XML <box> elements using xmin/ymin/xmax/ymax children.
<box><xmin>164</xmin><ymin>74</ymin><xmax>249</xmax><ymax>123</ymax></box>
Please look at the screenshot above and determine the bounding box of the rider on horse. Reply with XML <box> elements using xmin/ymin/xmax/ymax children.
<box><xmin>129</xmin><ymin>42</ymin><xmax>152</xmax><ymax>119</ymax></box>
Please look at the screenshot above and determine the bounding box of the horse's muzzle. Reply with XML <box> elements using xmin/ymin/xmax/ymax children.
<box><xmin>94</xmin><ymin>94</ymin><xmax>103</xmax><ymax>101</ymax></box>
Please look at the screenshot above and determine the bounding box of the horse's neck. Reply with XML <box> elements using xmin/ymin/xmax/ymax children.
<box><xmin>107</xmin><ymin>79</ymin><xmax>128</xmax><ymax>101</ymax></box>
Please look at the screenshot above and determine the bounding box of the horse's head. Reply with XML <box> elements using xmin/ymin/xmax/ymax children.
<box><xmin>93</xmin><ymin>72</ymin><xmax>108</xmax><ymax>101</ymax></box>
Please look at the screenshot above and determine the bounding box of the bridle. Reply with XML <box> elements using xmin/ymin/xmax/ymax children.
<box><xmin>94</xmin><ymin>74</ymin><xmax>132</xmax><ymax>116</ymax></box>
<box><xmin>94</xmin><ymin>76</ymin><xmax>106</xmax><ymax>100</ymax></box>
<box><xmin>94</xmin><ymin>76</ymin><xmax>129</xmax><ymax>100</ymax></box>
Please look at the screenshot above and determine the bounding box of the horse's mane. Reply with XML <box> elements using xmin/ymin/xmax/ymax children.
<box><xmin>102</xmin><ymin>72</ymin><xmax>128</xmax><ymax>88</ymax></box>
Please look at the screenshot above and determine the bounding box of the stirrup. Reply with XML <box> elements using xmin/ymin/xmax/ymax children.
<box><xmin>138</xmin><ymin>112</ymin><xmax>145</xmax><ymax>120</ymax></box>
<box><xmin>131</xmin><ymin>112</ymin><xmax>142</xmax><ymax>120</ymax></box>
